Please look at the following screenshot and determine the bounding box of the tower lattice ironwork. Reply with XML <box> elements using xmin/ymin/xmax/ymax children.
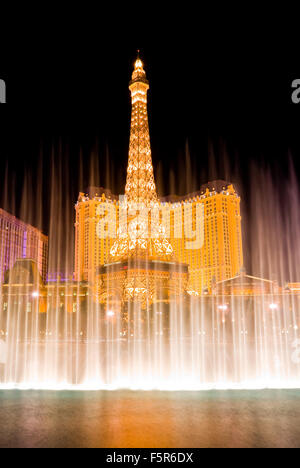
<box><xmin>110</xmin><ymin>56</ymin><xmax>174</xmax><ymax>262</ymax></box>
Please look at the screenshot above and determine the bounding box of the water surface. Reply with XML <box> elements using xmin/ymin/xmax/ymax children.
<box><xmin>0</xmin><ymin>389</ymin><xmax>299</xmax><ymax>448</ymax></box>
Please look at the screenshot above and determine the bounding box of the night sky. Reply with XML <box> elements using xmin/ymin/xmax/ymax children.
<box><xmin>0</xmin><ymin>42</ymin><xmax>299</xmax><ymax>275</ymax></box>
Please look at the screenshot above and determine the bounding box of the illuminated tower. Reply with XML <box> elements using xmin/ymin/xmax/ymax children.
<box><xmin>99</xmin><ymin>54</ymin><xmax>188</xmax><ymax>308</ymax></box>
<box><xmin>126</xmin><ymin>55</ymin><xmax>155</xmax><ymax>209</ymax></box>
<box><xmin>110</xmin><ymin>55</ymin><xmax>173</xmax><ymax>262</ymax></box>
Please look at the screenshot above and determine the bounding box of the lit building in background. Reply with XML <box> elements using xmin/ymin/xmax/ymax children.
<box><xmin>0</xmin><ymin>208</ymin><xmax>48</xmax><ymax>283</ymax></box>
<box><xmin>162</xmin><ymin>180</ymin><xmax>243</xmax><ymax>293</ymax></box>
<box><xmin>74</xmin><ymin>188</ymin><xmax>119</xmax><ymax>283</ymax></box>
<box><xmin>213</xmin><ymin>269</ymin><xmax>277</xmax><ymax>296</ymax></box>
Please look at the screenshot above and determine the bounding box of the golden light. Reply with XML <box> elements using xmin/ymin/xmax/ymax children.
<box><xmin>134</xmin><ymin>58</ymin><xmax>143</xmax><ymax>69</ymax></box>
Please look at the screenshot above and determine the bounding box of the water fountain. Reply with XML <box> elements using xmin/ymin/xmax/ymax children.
<box><xmin>0</xmin><ymin>56</ymin><xmax>300</xmax><ymax>391</ymax></box>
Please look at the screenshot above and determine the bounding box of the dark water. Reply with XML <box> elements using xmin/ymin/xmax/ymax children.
<box><xmin>0</xmin><ymin>389</ymin><xmax>300</xmax><ymax>448</ymax></box>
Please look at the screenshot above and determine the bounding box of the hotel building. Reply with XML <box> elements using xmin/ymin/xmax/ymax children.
<box><xmin>74</xmin><ymin>180</ymin><xmax>243</xmax><ymax>293</ymax></box>
<box><xmin>0</xmin><ymin>208</ymin><xmax>48</xmax><ymax>283</ymax></box>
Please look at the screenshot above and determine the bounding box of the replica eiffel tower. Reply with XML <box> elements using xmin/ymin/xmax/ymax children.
<box><xmin>99</xmin><ymin>54</ymin><xmax>188</xmax><ymax>310</ymax></box>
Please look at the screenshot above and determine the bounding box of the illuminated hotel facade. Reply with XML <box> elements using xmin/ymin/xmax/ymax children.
<box><xmin>74</xmin><ymin>188</ymin><xmax>119</xmax><ymax>283</ymax></box>
<box><xmin>0</xmin><ymin>208</ymin><xmax>48</xmax><ymax>283</ymax></box>
<box><xmin>161</xmin><ymin>180</ymin><xmax>243</xmax><ymax>293</ymax></box>
<box><xmin>74</xmin><ymin>180</ymin><xmax>243</xmax><ymax>294</ymax></box>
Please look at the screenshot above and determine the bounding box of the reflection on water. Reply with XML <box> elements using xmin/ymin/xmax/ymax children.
<box><xmin>0</xmin><ymin>389</ymin><xmax>300</xmax><ymax>448</ymax></box>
